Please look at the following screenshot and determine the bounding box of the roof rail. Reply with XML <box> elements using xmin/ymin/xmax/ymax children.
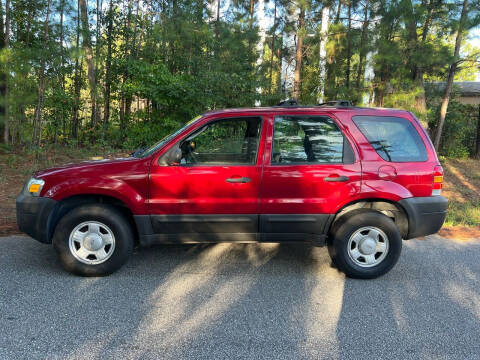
<box><xmin>274</xmin><ymin>99</ymin><xmax>353</xmax><ymax>108</ymax></box>
<box><xmin>275</xmin><ymin>99</ymin><xmax>299</xmax><ymax>107</ymax></box>
<box><xmin>318</xmin><ymin>100</ymin><xmax>353</xmax><ymax>107</ymax></box>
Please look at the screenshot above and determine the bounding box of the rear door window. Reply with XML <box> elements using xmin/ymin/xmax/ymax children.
<box><xmin>272</xmin><ymin>115</ymin><xmax>354</xmax><ymax>164</ymax></box>
<box><xmin>352</xmin><ymin>116</ymin><xmax>427</xmax><ymax>162</ymax></box>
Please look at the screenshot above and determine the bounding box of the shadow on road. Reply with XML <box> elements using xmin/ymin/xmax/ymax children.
<box><xmin>1</xmin><ymin>235</ymin><xmax>479</xmax><ymax>359</ymax></box>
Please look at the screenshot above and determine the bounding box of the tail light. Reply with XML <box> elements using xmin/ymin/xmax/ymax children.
<box><xmin>432</xmin><ymin>165</ymin><xmax>443</xmax><ymax>196</ymax></box>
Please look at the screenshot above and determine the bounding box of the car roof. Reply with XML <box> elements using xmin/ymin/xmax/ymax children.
<box><xmin>202</xmin><ymin>106</ymin><xmax>412</xmax><ymax>117</ymax></box>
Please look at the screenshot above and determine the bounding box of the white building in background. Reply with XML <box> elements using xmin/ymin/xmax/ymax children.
<box><xmin>428</xmin><ymin>82</ymin><xmax>480</xmax><ymax>106</ymax></box>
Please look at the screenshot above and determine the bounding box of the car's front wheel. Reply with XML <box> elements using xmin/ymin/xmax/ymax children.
<box><xmin>328</xmin><ymin>210</ymin><xmax>402</xmax><ymax>279</ymax></box>
<box><xmin>53</xmin><ymin>204</ymin><xmax>134</xmax><ymax>276</ymax></box>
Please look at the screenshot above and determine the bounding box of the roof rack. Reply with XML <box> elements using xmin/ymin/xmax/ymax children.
<box><xmin>275</xmin><ymin>99</ymin><xmax>299</xmax><ymax>107</ymax></box>
<box><xmin>317</xmin><ymin>100</ymin><xmax>353</xmax><ymax>107</ymax></box>
<box><xmin>274</xmin><ymin>99</ymin><xmax>353</xmax><ymax>108</ymax></box>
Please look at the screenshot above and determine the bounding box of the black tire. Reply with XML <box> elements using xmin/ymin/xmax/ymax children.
<box><xmin>53</xmin><ymin>204</ymin><xmax>134</xmax><ymax>276</ymax></box>
<box><xmin>327</xmin><ymin>209</ymin><xmax>402</xmax><ymax>279</ymax></box>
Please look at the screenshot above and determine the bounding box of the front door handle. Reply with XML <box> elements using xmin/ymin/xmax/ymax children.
<box><xmin>324</xmin><ymin>175</ymin><xmax>349</xmax><ymax>182</ymax></box>
<box><xmin>226</xmin><ymin>177</ymin><xmax>251</xmax><ymax>183</ymax></box>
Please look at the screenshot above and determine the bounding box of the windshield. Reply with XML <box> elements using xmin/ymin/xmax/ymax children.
<box><xmin>136</xmin><ymin>115</ymin><xmax>203</xmax><ymax>158</ymax></box>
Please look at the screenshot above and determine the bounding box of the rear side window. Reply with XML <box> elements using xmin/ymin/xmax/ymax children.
<box><xmin>272</xmin><ymin>116</ymin><xmax>354</xmax><ymax>164</ymax></box>
<box><xmin>352</xmin><ymin>116</ymin><xmax>427</xmax><ymax>162</ymax></box>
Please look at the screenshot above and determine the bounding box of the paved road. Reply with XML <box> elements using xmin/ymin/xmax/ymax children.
<box><xmin>1</xmin><ymin>235</ymin><xmax>480</xmax><ymax>360</ymax></box>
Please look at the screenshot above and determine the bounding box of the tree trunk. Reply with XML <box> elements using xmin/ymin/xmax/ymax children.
<box><xmin>281</xmin><ymin>7</ymin><xmax>297</xmax><ymax>98</ymax></box>
<box><xmin>103</xmin><ymin>0</ymin><xmax>113</xmax><ymax>125</ymax></box>
<box><xmin>335</xmin><ymin>0</ymin><xmax>342</xmax><ymax>24</ymax></box>
<box><xmin>414</xmin><ymin>0</ymin><xmax>435</xmax><ymax>117</ymax></box>
<box><xmin>57</xmin><ymin>0</ymin><xmax>66</xmax><ymax>141</ymax></box>
<box><xmin>355</xmin><ymin>0</ymin><xmax>369</xmax><ymax>90</ymax></box>
<box><xmin>373</xmin><ymin>9</ymin><xmax>397</xmax><ymax>107</ymax></box>
<box><xmin>405</xmin><ymin>0</ymin><xmax>418</xmax><ymax>79</ymax></box>
<box><xmin>207</xmin><ymin>0</ymin><xmax>218</xmax><ymax>23</ymax></box>
<box><xmin>32</xmin><ymin>0</ymin><xmax>51</xmax><ymax>146</ymax></box>
<box><xmin>255</xmin><ymin>0</ymin><xmax>266</xmax><ymax>105</ymax></box>
<box><xmin>79</xmin><ymin>0</ymin><xmax>98</xmax><ymax>127</ymax></box>
<box><xmin>345</xmin><ymin>0</ymin><xmax>352</xmax><ymax>89</ymax></box>
<box><xmin>293</xmin><ymin>6</ymin><xmax>305</xmax><ymax>99</ymax></box>
<box><xmin>72</xmin><ymin>1</ymin><xmax>81</xmax><ymax>139</ymax></box>
<box><xmin>94</xmin><ymin>0</ymin><xmax>102</xmax><ymax>126</ymax></box>
<box><xmin>2</xmin><ymin>0</ymin><xmax>9</xmax><ymax>144</ymax></box>
<box><xmin>25</xmin><ymin>4</ymin><xmax>33</xmax><ymax>45</ymax></box>
<box><xmin>269</xmin><ymin>1</ymin><xmax>277</xmax><ymax>95</ymax></box>
<box><xmin>124</xmin><ymin>0</ymin><xmax>140</xmax><ymax>123</ymax></box>
<box><xmin>119</xmin><ymin>0</ymin><xmax>133</xmax><ymax>137</ymax></box>
<box><xmin>0</xmin><ymin>0</ymin><xmax>4</xmax><ymax>44</ymax></box>
<box><xmin>433</xmin><ymin>0</ymin><xmax>468</xmax><ymax>150</ymax></box>
<box><xmin>59</xmin><ymin>0</ymin><xmax>65</xmax><ymax>90</ymax></box>
<box><xmin>216</xmin><ymin>0</ymin><xmax>221</xmax><ymax>40</ymax></box>
<box><xmin>318</xmin><ymin>5</ymin><xmax>330</xmax><ymax>103</ymax></box>
<box><xmin>249</xmin><ymin>0</ymin><xmax>254</xmax><ymax>26</ymax></box>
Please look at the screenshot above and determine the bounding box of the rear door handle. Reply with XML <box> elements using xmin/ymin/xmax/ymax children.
<box><xmin>324</xmin><ymin>175</ymin><xmax>349</xmax><ymax>182</ymax></box>
<box><xmin>226</xmin><ymin>177</ymin><xmax>251</xmax><ymax>183</ymax></box>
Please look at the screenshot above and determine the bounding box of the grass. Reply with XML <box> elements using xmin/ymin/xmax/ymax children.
<box><xmin>441</xmin><ymin>158</ymin><xmax>480</xmax><ymax>229</ymax></box>
<box><xmin>445</xmin><ymin>201</ymin><xmax>480</xmax><ymax>227</ymax></box>
<box><xmin>1</xmin><ymin>146</ymin><xmax>479</xmax><ymax>238</ymax></box>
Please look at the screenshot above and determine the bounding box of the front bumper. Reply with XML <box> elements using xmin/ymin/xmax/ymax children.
<box><xmin>16</xmin><ymin>194</ymin><xmax>58</xmax><ymax>243</ymax></box>
<box><xmin>398</xmin><ymin>196</ymin><xmax>448</xmax><ymax>239</ymax></box>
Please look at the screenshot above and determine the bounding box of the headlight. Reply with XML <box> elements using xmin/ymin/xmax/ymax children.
<box><xmin>25</xmin><ymin>178</ymin><xmax>45</xmax><ymax>196</ymax></box>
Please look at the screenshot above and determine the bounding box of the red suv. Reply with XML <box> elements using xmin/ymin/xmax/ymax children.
<box><xmin>16</xmin><ymin>104</ymin><xmax>448</xmax><ymax>278</ymax></box>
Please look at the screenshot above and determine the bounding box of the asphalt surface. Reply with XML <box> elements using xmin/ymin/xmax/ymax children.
<box><xmin>1</xmin><ymin>235</ymin><xmax>480</xmax><ymax>360</ymax></box>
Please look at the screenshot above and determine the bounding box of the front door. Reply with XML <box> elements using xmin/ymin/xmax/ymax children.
<box><xmin>259</xmin><ymin>114</ymin><xmax>361</xmax><ymax>241</ymax></box>
<box><xmin>148</xmin><ymin>116</ymin><xmax>265</xmax><ymax>242</ymax></box>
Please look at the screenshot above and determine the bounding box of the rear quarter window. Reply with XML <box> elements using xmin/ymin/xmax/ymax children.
<box><xmin>352</xmin><ymin>116</ymin><xmax>428</xmax><ymax>162</ymax></box>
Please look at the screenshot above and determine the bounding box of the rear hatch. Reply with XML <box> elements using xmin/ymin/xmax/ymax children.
<box><xmin>350</xmin><ymin>112</ymin><xmax>442</xmax><ymax>198</ymax></box>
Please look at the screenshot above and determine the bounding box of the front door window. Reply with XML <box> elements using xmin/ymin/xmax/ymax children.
<box><xmin>180</xmin><ymin>117</ymin><xmax>262</xmax><ymax>166</ymax></box>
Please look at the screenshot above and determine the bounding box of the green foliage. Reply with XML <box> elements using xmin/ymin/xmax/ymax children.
<box><xmin>1</xmin><ymin>0</ymin><xmax>480</xmax><ymax>157</ymax></box>
<box><xmin>427</xmin><ymin>88</ymin><xmax>478</xmax><ymax>158</ymax></box>
<box><xmin>123</xmin><ymin>116</ymin><xmax>183</xmax><ymax>150</ymax></box>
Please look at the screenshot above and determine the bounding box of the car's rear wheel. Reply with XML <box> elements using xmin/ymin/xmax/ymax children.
<box><xmin>328</xmin><ymin>210</ymin><xmax>402</xmax><ymax>279</ymax></box>
<box><xmin>53</xmin><ymin>204</ymin><xmax>133</xmax><ymax>276</ymax></box>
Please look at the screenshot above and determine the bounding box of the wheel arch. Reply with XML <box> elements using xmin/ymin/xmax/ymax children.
<box><xmin>47</xmin><ymin>194</ymin><xmax>139</xmax><ymax>244</ymax></box>
<box><xmin>327</xmin><ymin>198</ymin><xmax>409</xmax><ymax>239</ymax></box>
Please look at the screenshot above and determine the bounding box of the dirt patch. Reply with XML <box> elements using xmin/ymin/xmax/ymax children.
<box><xmin>0</xmin><ymin>146</ymin><xmax>125</xmax><ymax>237</ymax></box>
<box><xmin>437</xmin><ymin>225</ymin><xmax>480</xmax><ymax>241</ymax></box>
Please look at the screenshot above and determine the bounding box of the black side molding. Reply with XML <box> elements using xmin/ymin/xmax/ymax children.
<box><xmin>134</xmin><ymin>214</ymin><xmax>334</xmax><ymax>247</ymax></box>
<box><xmin>259</xmin><ymin>214</ymin><xmax>331</xmax><ymax>235</ymax></box>
<box><xmin>150</xmin><ymin>214</ymin><xmax>258</xmax><ymax>234</ymax></box>
<box><xmin>135</xmin><ymin>214</ymin><xmax>258</xmax><ymax>246</ymax></box>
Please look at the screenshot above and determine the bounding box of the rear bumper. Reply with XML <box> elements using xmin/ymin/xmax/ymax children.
<box><xmin>398</xmin><ymin>196</ymin><xmax>448</xmax><ymax>239</ymax></box>
<box><xmin>16</xmin><ymin>194</ymin><xmax>57</xmax><ymax>244</ymax></box>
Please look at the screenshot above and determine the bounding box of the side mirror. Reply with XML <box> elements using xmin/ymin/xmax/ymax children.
<box><xmin>159</xmin><ymin>146</ymin><xmax>182</xmax><ymax>166</ymax></box>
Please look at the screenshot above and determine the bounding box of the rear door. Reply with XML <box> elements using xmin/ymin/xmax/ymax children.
<box><xmin>259</xmin><ymin>113</ymin><xmax>362</xmax><ymax>241</ymax></box>
<box><xmin>148</xmin><ymin>115</ymin><xmax>265</xmax><ymax>242</ymax></box>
